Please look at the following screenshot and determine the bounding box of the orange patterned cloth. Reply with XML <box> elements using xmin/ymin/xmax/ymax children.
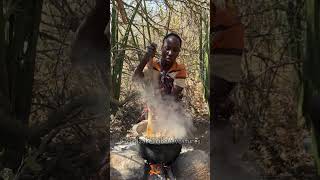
<box><xmin>212</xmin><ymin>7</ymin><xmax>244</xmax><ymax>55</ymax></box>
<box><xmin>143</xmin><ymin>58</ymin><xmax>187</xmax><ymax>91</ymax></box>
<box><xmin>211</xmin><ymin>7</ymin><xmax>245</xmax><ymax>82</ymax></box>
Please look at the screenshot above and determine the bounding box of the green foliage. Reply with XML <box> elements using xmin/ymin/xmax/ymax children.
<box><xmin>112</xmin><ymin>0</ymin><xmax>143</xmax><ymax>101</ymax></box>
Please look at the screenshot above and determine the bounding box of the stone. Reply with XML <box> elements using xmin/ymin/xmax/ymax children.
<box><xmin>173</xmin><ymin>150</ymin><xmax>210</xmax><ymax>180</ymax></box>
<box><xmin>110</xmin><ymin>144</ymin><xmax>145</xmax><ymax>180</ymax></box>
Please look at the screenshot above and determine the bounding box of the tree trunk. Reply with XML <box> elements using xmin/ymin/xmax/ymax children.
<box><xmin>203</xmin><ymin>12</ymin><xmax>209</xmax><ymax>101</ymax></box>
<box><xmin>0</xmin><ymin>0</ymin><xmax>43</xmax><ymax>170</ymax></box>
<box><xmin>69</xmin><ymin>0</ymin><xmax>110</xmax><ymax>176</ymax></box>
<box><xmin>304</xmin><ymin>0</ymin><xmax>320</xmax><ymax>175</ymax></box>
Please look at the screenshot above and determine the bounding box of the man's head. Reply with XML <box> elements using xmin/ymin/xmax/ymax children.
<box><xmin>161</xmin><ymin>33</ymin><xmax>182</xmax><ymax>69</ymax></box>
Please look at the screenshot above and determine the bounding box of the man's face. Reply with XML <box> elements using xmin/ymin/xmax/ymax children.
<box><xmin>161</xmin><ymin>36</ymin><xmax>181</xmax><ymax>68</ymax></box>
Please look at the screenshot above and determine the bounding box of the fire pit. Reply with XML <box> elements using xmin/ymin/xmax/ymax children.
<box><xmin>110</xmin><ymin>120</ymin><xmax>209</xmax><ymax>179</ymax></box>
<box><xmin>133</xmin><ymin>120</ymin><xmax>183</xmax><ymax>179</ymax></box>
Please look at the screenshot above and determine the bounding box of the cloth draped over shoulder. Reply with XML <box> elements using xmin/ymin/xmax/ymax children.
<box><xmin>212</xmin><ymin>7</ymin><xmax>245</xmax><ymax>54</ymax></box>
<box><xmin>211</xmin><ymin>7</ymin><xmax>245</xmax><ymax>82</ymax></box>
<box><xmin>142</xmin><ymin>58</ymin><xmax>187</xmax><ymax>94</ymax></box>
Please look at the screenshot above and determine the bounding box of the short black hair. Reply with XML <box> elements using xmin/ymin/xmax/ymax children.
<box><xmin>163</xmin><ymin>32</ymin><xmax>182</xmax><ymax>47</ymax></box>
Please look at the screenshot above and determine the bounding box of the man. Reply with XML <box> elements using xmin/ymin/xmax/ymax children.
<box><xmin>133</xmin><ymin>33</ymin><xmax>187</xmax><ymax>100</ymax></box>
<box><xmin>211</xmin><ymin>0</ymin><xmax>244</xmax><ymax>124</ymax></box>
<box><xmin>133</xmin><ymin>33</ymin><xmax>187</xmax><ymax>179</ymax></box>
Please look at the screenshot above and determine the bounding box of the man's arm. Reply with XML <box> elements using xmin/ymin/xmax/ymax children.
<box><xmin>133</xmin><ymin>43</ymin><xmax>157</xmax><ymax>81</ymax></box>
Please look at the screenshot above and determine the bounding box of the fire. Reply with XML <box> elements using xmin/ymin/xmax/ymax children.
<box><xmin>149</xmin><ymin>164</ymin><xmax>162</xmax><ymax>175</ymax></box>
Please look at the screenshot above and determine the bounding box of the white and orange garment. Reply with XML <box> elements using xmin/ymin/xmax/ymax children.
<box><xmin>143</xmin><ymin>58</ymin><xmax>187</xmax><ymax>92</ymax></box>
<box><xmin>212</xmin><ymin>6</ymin><xmax>245</xmax><ymax>83</ymax></box>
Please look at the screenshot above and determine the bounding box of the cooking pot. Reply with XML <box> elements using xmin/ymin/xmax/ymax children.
<box><xmin>137</xmin><ymin>136</ymin><xmax>182</xmax><ymax>165</ymax></box>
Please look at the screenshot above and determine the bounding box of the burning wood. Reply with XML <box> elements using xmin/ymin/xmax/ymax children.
<box><xmin>147</xmin><ymin>164</ymin><xmax>175</xmax><ymax>179</ymax></box>
<box><xmin>149</xmin><ymin>164</ymin><xmax>162</xmax><ymax>175</ymax></box>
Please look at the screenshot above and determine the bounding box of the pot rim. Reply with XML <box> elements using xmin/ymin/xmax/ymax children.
<box><xmin>137</xmin><ymin>136</ymin><xmax>183</xmax><ymax>145</ymax></box>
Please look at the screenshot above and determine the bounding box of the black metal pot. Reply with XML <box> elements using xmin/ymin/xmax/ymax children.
<box><xmin>137</xmin><ymin>136</ymin><xmax>182</xmax><ymax>165</ymax></box>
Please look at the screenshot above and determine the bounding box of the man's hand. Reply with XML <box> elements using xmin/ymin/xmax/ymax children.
<box><xmin>133</xmin><ymin>43</ymin><xmax>157</xmax><ymax>81</ymax></box>
<box><xmin>145</xmin><ymin>43</ymin><xmax>157</xmax><ymax>59</ymax></box>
